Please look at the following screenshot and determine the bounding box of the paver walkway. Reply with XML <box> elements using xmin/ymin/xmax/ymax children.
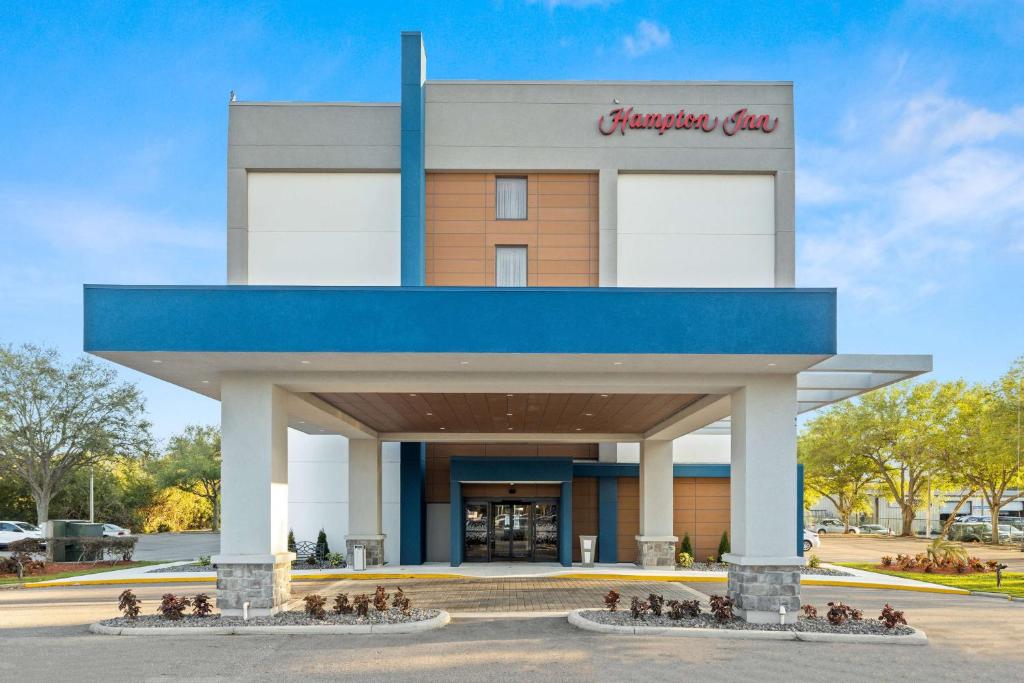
<box><xmin>317</xmin><ymin>578</ymin><xmax>703</xmax><ymax>613</ymax></box>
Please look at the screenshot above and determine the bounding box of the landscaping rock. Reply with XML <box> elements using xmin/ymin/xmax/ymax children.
<box><xmin>680</xmin><ymin>561</ymin><xmax>851</xmax><ymax>577</ymax></box>
<box><xmin>101</xmin><ymin>607</ymin><xmax>440</xmax><ymax>628</ymax></box>
<box><xmin>579</xmin><ymin>609</ymin><xmax>914</xmax><ymax>636</ymax></box>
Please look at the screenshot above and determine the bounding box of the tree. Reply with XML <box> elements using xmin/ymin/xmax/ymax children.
<box><xmin>944</xmin><ymin>361</ymin><xmax>1024</xmax><ymax>544</ymax></box>
<box><xmin>799</xmin><ymin>410</ymin><xmax>877</xmax><ymax>532</ymax></box>
<box><xmin>847</xmin><ymin>382</ymin><xmax>959</xmax><ymax>536</ymax></box>
<box><xmin>0</xmin><ymin>344</ymin><xmax>150</xmax><ymax>526</ymax></box>
<box><xmin>153</xmin><ymin>425</ymin><xmax>221</xmax><ymax>531</ymax></box>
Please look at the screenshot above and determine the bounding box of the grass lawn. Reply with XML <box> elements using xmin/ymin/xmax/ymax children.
<box><xmin>0</xmin><ymin>561</ymin><xmax>161</xmax><ymax>586</ymax></box>
<box><xmin>841</xmin><ymin>563</ymin><xmax>1024</xmax><ymax>598</ymax></box>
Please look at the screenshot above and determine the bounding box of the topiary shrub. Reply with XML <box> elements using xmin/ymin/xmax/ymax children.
<box><xmin>287</xmin><ymin>529</ymin><xmax>297</xmax><ymax>554</ymax></box>
<box><xmin>716</xmin><ymin>531</ymin><xmax>730</xmax><ymax>562</ymax></box>
<box><xmin>316</xmin><ymin>529</ymin><xmax>330</xmax><ymax>559</ymax></box>
<box><xmin>680</xmin><ymin>533</ymin><xmax>694</xmax><ymax>557</ymax></box>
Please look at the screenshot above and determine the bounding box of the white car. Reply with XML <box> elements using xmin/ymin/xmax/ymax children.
<box><xmin>815</xmin><ymin>518</ymin><xmax>860</xmax><ymax>534</ymax></box>
<box><xmin>803</xmin><ymin>528</ymin><xmax>820</xmax><ymax>552</ymax></box>
<box><xmin>0</xmin><ymin>521</ymin><xmax>43</xmax><ymax>550</ymax></box>
<box><xmin>102</xmin><ymin>523</ymin><xmax>132</xmax><ymax>537</ymax></box>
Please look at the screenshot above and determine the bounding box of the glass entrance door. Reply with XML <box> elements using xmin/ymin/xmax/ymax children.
<box><xmin>490</xmin><ymin>502</ymin><xmax>531</xmax><ymax>560</ymax></box>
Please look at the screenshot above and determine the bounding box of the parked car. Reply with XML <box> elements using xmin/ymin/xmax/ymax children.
<box><xmin>858</xmin><ymin>524</ymin><xmax>893</xmax><ymax>536</ymax></box>
<box><xmin>101</xmin><ymin>523</ymin><xmax>132</xmax><ymax>537</ymax></box>
<box><xmin>947</xmin><ymin>522</ymin><xmax>1010</xmax><ymax>543</ymax></box>
<box><xmin>814</xmin><ymin>519</ymin><xmax>860</xmax><ymax>534</ymax></box>
<box><xmin>802</xmin><ymin>528</ymin><xmax>820</xmax><ymax>552</ymax></box>
<box><xmin>0</xmin><ymin>521</ymin><xmax>43</xmax><ymax>550</ymax></box>
<box><xmin>998</xmin><ymin>524</ymin><xmax>1023</xmax><ymax>542</ymax></box>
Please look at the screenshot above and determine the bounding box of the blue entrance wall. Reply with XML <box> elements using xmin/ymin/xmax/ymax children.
<box><xmin>399</xmin><ymin>442</ymin><xmax>426</xmax><ymax>564</ymax></box>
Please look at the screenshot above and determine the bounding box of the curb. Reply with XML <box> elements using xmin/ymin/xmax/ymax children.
<box><xmin>567</xmin><ymin>610</ymin><xmax>928</xmax><ymax>645</ymax></box>
<box><xmin>88</xmin><ymin>610</ymin><xmax>450</xmax><ymax>636</ymax></box>
<box><xmin>969</xmin><ymin>591</ymin><xmax>1015</xmax><ymax>601</ymax></box>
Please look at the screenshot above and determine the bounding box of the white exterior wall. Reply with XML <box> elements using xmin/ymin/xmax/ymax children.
<box><xmin>287</xmin><ymin>431</ymin><xmax>401</xmax><ymax>564</ymax></box>
<box><xmin>616</xmin><ymin>174</ymin><xmax>775</xmax><ymax>287</ymax></box>
<box><xmin>246</xmin><ymin>172</ymin><xmax>401</xmax><ymax>285</ymax></box>
<box><xmin>287</xmin><ymin>430</ymin><xmax>348</xmax><ymax>551</ymax></box>
<box><xmin>673</xmin><ymin>433</ymin><xmax>731</xmax><ymax>464</ymax></box>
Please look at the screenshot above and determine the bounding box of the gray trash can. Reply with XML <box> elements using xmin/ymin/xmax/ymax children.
<box><xmin>579</xmin><ymin>535</ymin><xmax>598</xmax><ymax>568</ymax></box>
<box><xmin>352</xmin><ymin>544</ymin><xmax>366</xmax><ymax>571</ymax></box>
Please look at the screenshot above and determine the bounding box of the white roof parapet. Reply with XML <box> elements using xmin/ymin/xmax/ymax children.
<box><xmin>695</xmin><ymin>354</ymin><xmax>932</xmax><ymax>434</ymax></box>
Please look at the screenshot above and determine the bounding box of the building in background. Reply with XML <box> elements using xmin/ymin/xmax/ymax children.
<box><xmin>83</xmin><ymin>32</ymin><xmax>929</xmax><ymax>623</ymax></box>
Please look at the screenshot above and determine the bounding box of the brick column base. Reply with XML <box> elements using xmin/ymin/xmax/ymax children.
<box><xmin>215</xmin><ymin>553</ymin><xmax>293</xmax><ymax>618</ymax></box>
<box><xmin>726</xmin><ymin>563</ymin><xmax>801</xmax><ymax>624</ymax></box>
<box><xmin>345</xmin><ymin>535</ymin><xmax>386</xmax><ymax>568</ymax></box>
<box><xmin>634</xmin><ymin>536</ymin><xmax>678</xmax><ymax>568</ymax></box>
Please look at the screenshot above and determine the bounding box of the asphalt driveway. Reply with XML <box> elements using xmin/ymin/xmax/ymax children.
<box><xmin>132</xmin><ymin>532</ymin><xmax>220</xmax><ymax>561</ymax></box>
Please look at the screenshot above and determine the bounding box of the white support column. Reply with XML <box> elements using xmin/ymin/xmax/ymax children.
<box><xmin>635</xmin><ymin>439</ymin><xmax>677</xmax><ymax>567</ymax></box>
<box><xmin>725</xmin><ymin>375</ymin><xmax>802</xmax><ymax>623</ymax></box>
<box><xmin>213</xmin><ymin>377</ymin><xmax>293</xmax><ymax>617</ymax></box>
<box><xmin>345</xmin><ymin>438</ymin><xmax>386</xmax><ymax>567</ymax></box>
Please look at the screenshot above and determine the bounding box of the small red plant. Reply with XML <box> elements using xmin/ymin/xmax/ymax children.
<box><xmin>373</xmin><ymin>585</ymin><xmax>390</xmax><ymax>612</ymax></box>
<box><xmin>826</xmin><ymin>601</ymin><xmax>862</xmax><ymax>626</ymax></box>
<box><xmin>647</xmin><ymin>593</ymin><xmax>665</xmax><ymax>617</ymax></box>
<box><xmin>354</xmin><ymin>594</ymin><xmax>370</xmax><ymax>617</ymax></box>
<box><xmin>333</xmin><ymin>593</ymin><xmax>353</xmax><ymax>615</ymax></box>
<box><xmin>392</xmin><ymin>587</ymin><xmax>412</xmax><ymax>616</ymax></box>
<box><xmin>191</xmin><ymin>593</ymin><xmax>213</xmax><ymax>617</ymax></box>
<box><xmin>954</xmin><ymin>560</ymin><xmax>967</xmax><ymax>574</ymax></box>
<box><xmin>880</xmin><ymin>555</ymin><xmax>893</xmax><ymax>567</ymax></box>
<box><xmin>878</xmin><ymin>603</ymin><xmax>907</xmax><ymax>629</ymax></box>
<box><xmin>666</xmin><ymin>599</ymin><xmax>700</xmax><ymax>619</ymax></box>
<box><xmin>603</xmin><ymin>589</ymin><xmax>621</xmax><ymax>612</ymax></box>
<box><xmin>986</xmin><ymin>560</ymin><xmax>999</xmax><ymax>571</ymax></box>
<box><xmin>118</xmin><ymin>589</ymin><xmax>141</xmax><ymax>620</ymax></box>
<box><xmin>158</xmin><ymin>593</ymin><xmax>191</xmax><ymax>620</ymax></box>
<box><xmin>801</xmin><ymin>604</ymin><xmax>817</xmax><ymax>619</ymax></box>
<box><xmin>708</xmin><ymin>595</ymin><xmax>734</xmax><ymax>622</ymax></box>
<box><xmin>629</xmin><ymin>596</ymin><xmax>649</xmax><ymax>620</ymax></box>
<box><xmin>303</xmin><ymin>594</ymin><xmax>327</xmax><ymax>619</ymax></box>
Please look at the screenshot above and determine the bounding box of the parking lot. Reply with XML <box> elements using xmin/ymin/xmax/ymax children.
<box><xmin>811</xmin><ymin>533</ymin><xmax>1024</xmax><ymax>571</ymax></box>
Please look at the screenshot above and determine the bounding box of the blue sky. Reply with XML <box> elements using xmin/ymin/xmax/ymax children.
<box><xmin>1</xmin><ymin>1</ymin><xmax>1022</xmax><ymax>442</ymax></box>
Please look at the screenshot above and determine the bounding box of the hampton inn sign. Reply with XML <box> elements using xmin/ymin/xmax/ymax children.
<box><xmin>598</xmin><ymin>106</ymin><xmax>780</xmax><ymax>136</ymax></box>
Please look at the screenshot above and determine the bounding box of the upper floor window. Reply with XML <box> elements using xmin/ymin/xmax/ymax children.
<box><xmin>496</xmin><ymin>246</ymin><xmax>528</xmax><ymax>287</ymax></box>
<box><xmin>495</xmin><ymin>177</ymin><xmax>527</xmax><ymax>220</ymax></box>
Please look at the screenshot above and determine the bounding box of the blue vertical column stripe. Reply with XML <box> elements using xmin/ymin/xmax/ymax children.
<box><xmin>399</xmin><ymin>442</ymin><xmax>426</xmax><ymax>565</ymax></box>
<box><xmin>597</xmin><ymin>477</ymin><xmax>618</xmax><ymax>563</ymax></box>
<box><xmin>400</xmin><ymin>31</ymin><xmax>426</xmax><ymax>286</ymax></box>
<box><xmin>797</xmin><ymin>463</ymin><xmax>805</xmax><ymax>557</ymax></box>
<box><xmin>560</xmin><ymin>481</ymin><xmax>573</xmax><ymax>567</ymax></box>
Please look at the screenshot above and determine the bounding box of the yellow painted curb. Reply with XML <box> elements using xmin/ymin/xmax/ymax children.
<box><xmin>25</xmin><ymin>576</ymin><xmax>215</xmax><ymax>588</ymax></box>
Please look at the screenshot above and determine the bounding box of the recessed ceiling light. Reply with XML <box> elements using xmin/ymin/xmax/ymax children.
<box><xmin>612</xmin><ymin>361</ymin><xmax>623</xmax><ymax>366</ymax></box>
<box><xmin>201</xmin><ymin>380</ymin><xmax>210</xmax><ymax>384</ymax></box>
<box><xmin>507</xmin><ymin>427</ymin><xmax>514</xmax><ymax>431</ymax></box>
<box><xmin>426</xmin><ymin>412</ymin><xmax>433</xmax><ymax>416</ymax></box>
<box><xmin>584</xmin><ymin>413</ymin><xmax>593</xmax><ymax>417</ymax></box>
<box><xmin>440</xmin><ymin>427</ymin><xmax>446</xmax><ymax>430</ymax></box>
<box><xmin>506</xmin><ymin>412</ymin><xmax>513</xmax><ymax>416</ymax></box>
<box><xmin>300</xmin><ymin>360</ymin><xmax>311</xmax><ymax>365</ymax></box>
<box><xmin>319</xmin><ymin>429</ymin><xmax>325</xmax><ymax>433</ymax></box>
<box><xmin>767</xmin><ymin>362</ymin><xmax>777</xmax><ymax>367</ymax></box>
<box><xmin>151</xmin><ymin>359</ymin><xmax>162</xmax><ymax>364</ymax></box>
<box><xmin>575</xmin><ymin>427</ymin><xmax>583</xmax><ymax>431</ymax></box>
<box><xmin>409</xmin><ymin>393</ymin><xmax>417</xmax><ymax>397</ymax></box>
<box><xmin>506</xmin><ymin>393</ymin><xmax>514</xmax><ymax>397</ymax></box>
<box><xmin>600</xmin><ymin>394</ymin><xmax>609</xmax><ymax>398</ymax></box>
<box><xmin>298</xmin><ymin>420</ymin><xmax>305</xmax><ymax>424</ymax></box>
<box><xmin>459</xmin><ymin>361</ymin><xmax>470</xmax><ymax>365</ymax></box>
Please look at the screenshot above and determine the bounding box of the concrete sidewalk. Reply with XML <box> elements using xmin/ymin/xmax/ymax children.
<box><xmin>25</xmin><ymin>560</ymin><xmax>967</xmax><ymax>594</ymax></box>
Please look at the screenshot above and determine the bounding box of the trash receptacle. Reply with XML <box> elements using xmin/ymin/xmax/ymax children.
<box><xmin>353</xmin><ymin>545</ymin><xmax>366</xmax><ymax>571</ymax></box>
<box><xmin>579</xmin><ymin>535</ymin><xmax>597</xmax><ymax>568</ymax></box>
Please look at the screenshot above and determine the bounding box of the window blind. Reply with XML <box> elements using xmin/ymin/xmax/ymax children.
<box><xmin>495</xmin><ymin>177</ymin><xmax>527</xmax><ymax>220</ymax></box>
<box><xmin>496</xmin><ymin>246</ymin><xmax>528</xmax><ymax>287</ymax></box>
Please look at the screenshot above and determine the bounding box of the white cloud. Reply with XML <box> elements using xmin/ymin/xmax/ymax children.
<box><xmin>797</xmin><ymin>89</ymin><xmax>1024</xmax><ymax>311</ymax></box>
<box><xmin>621</xmin><ymin>20</ymin><xmax>671</xmax><ymax>58</ymax></box>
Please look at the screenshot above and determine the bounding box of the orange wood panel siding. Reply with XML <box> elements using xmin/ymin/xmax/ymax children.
<box><xmin>424</xmin><ymin>443</ymin><xmax>598</xmax><ymax>504</ymax></box>
<box><xmin>572</xmin><ymin>477</ymin><xmax>598</xmax><ymax>562</ymax></box>
<box><xmin>426</xmin><ymin>172</ymin><xmax>599</xmax><ymax>286</ymax></box>
<box><xmin>616</xmin><ymin>476</ymin><xmax>731</xmax><ymax>563</ymax></box>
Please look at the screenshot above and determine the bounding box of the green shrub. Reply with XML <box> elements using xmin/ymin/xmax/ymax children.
<box><xmin>677</xmin><ymin>551</ymin><xmax>694</xmax><ymax>568</ymax></box>
<box><xmin>326</xmin><ymin>552</ymin><xmax>345</xmax><ymax>568</ymax></box>
<box><xmin>680</xmin><ymin>533</ymin><xmax>693</xmax><ymax>557</ymax></box>
<box><xmin>807</xmin><ymin>554</ymin><xmax>821</xmax><ymax>569</ymax></box>
<box><xmin>196</xmin><ymin>555</ymin><xmax>211</xmax><ymax>567</ymax></box>
<box><xmin>716</xmin><ymin>531</ymin><xmax>730</xmax><ymax>562</ymax></box>
<box><xmin>316</xmin><ymin>529</ymin><xmax>330</xmax><ymax>558</ymax></box>
<box><xmin>288</xmin><ymin>529</ymin><xmax>297</xmax><ymax>553</ymax></box>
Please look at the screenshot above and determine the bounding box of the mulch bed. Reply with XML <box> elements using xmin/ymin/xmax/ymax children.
<box><xmin>874</xmin><ymin>564</ymin><xmax>990</xmax><ymax>576</ymax></box>
<box><xmin>579</xmin><ymin>609</ymin><xmax>914</xmax><ymax>635</ymax></box>
<box><xmin>682</xmin><ymin>562</ymin><xmax>851</xmax><ymax>577</ymax></box>
<box><xmin>101</xmin><ymin>607</ymin><xmax>440</xmax><ymax>628</ymax></box>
